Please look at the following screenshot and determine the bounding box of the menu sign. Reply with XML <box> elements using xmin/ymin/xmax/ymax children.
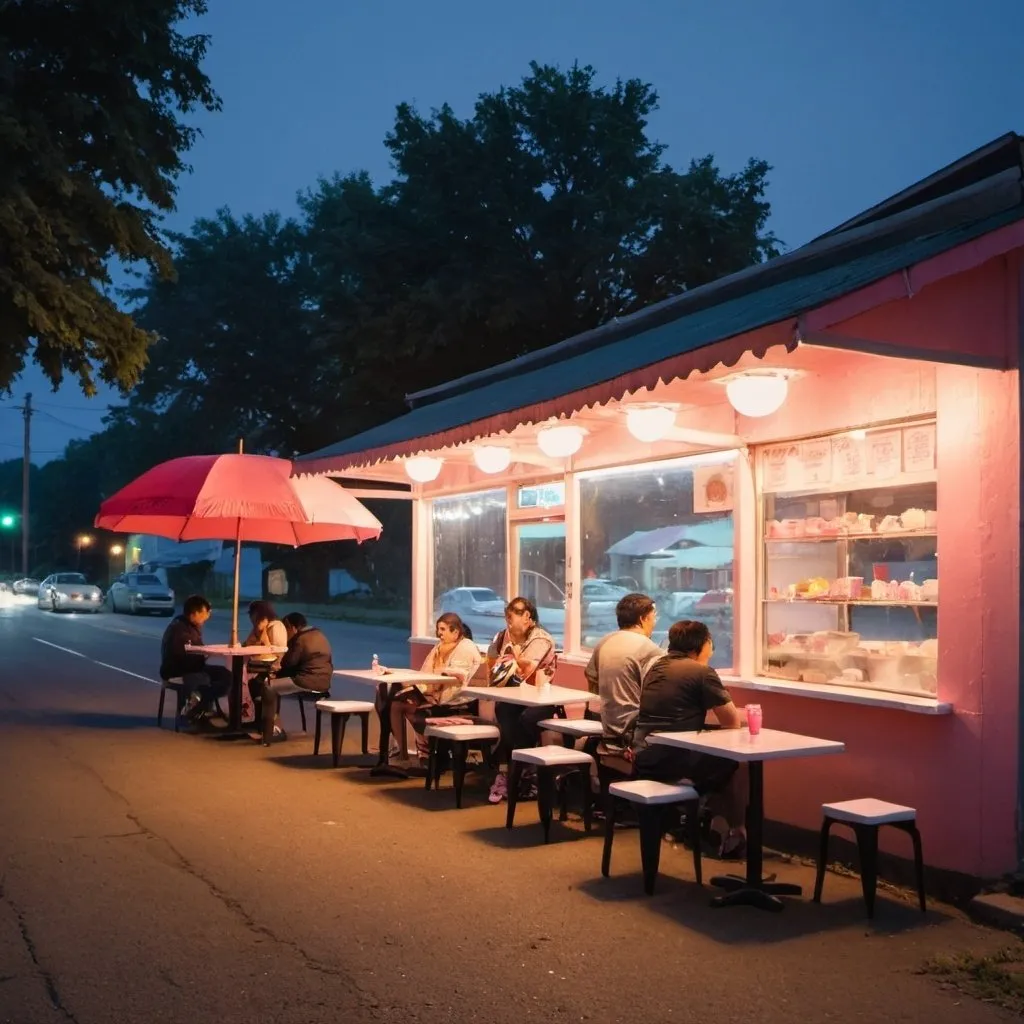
<box><xmin>868</xmin><ymin>430</ymin><xmax>902</xmax><ymax>480</ymax></box>
<box><xmin>798</xmin><ymin>438</ymin><xmax>833</xmax><ymax>485</ymax></box>
<box><xmin>831</xmin><ymin>434</ymin><xmax>864</xmax><ymax>481</ymax></box>
<box><xmin>903</xmin><ymin>423</ymin><xmax>936</xmax><ymax>473</ymax></box>
<box><xmin>762</xmin><ymin>443</ymin><xmax>799</xmax><ymax>490</ymax></box>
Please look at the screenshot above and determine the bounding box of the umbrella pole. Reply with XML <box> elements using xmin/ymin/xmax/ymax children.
<box><xmin>231</xmin><ymin>520</ymin><xmax>242</xmax><ymax>647</ymax></box>
<box><xmin>230</xmin><ymin>436</ymin><xmax>244</xmax><ymax>647</ymax></box>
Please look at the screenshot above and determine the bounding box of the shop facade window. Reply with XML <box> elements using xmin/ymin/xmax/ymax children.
<box><xmin>760</xmin><ymin>421</ymin><xmax>938</xmax><ymax>697</ymax></box>
<box><xmin>430</xmin><ymin>489</ymin><xmax>508</xmax><ymax>640</ymax></box>
<box><xmin>578</xmin><ymin>455</ymin><xmax>736</xmax><ymax>669</ymax></box>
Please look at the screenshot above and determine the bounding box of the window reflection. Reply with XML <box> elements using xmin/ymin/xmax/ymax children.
<box><xmin>579</xmin><ymin>458</ymin><xmax>736</xmax><ymax>668</ymax></box>
<box><xmin>431</xmin><ymin>490</ymin><xmax>507</xmax><ymax>639</ymax></box>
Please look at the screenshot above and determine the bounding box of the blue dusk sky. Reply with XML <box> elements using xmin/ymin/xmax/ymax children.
<box><xmin>2</xmin><ymin>0</ymin><xmax>1022</xmax><ymax>461</ymax></box>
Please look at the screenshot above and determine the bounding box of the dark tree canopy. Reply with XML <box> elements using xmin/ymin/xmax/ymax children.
<box><xmin>301</xmin><ymin>62</ymin><xmax>777</xmax><ymax>427</ymax></box>
<box><xmin>0</xmin><ymin>0</ymin><xmax>220</xmax><ymax>396</ymax></box>
<box><xmin>28</xmin><ymin>60</ymin><xmax>778</xmax><ymax>578</ymax></box>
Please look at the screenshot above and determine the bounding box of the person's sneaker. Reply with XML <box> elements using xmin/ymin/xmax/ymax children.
<box><xmin>488</xmin><ymin>773</ymin><xmax>508</xmax><ymax>804</ymax></box>
<box><xmin>180</xmin><ymin>693</ymin><xmax>201</xmax><ymax>719</ymax></box>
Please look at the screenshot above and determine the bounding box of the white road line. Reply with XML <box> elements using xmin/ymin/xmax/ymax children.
<box><xmin>33</xmin><ymin>636</ymin><xmax>160</xmax><ymax>686</ymax></box>
<box><xmin>93</xmin><ymin>661</ymin><xmax>161</xmax><ymax>686</ymax></box>
<box><xmin>32</xmin><ymin>638</ymin><xmax>87</xmax><ymax>658</ymax></box>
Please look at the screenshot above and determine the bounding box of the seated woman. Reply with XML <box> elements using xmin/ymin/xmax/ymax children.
<box><xmin>385</xmin><ymin>613</ymin><xmax>482</xmax><ymax>764</ymax></box>
<box><xmin>486</xmin><ymin>597</ymin><xmax>558</xmax><ymax>804</ymax></box>
<box><xmin>631</xmin><ymin>619</ymin><xmax>748</xmax><ymax>859</ymax></box>
<box><xmin>243</xmin><ymin>600</ymin><xmax>288</xmax><ymax>724</ymax></box>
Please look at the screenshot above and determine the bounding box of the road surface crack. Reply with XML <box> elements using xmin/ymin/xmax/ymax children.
<box><xmin>66</xmin><ymin>755</ymin><xmax>383</xmax><ymax>1017</ymax></box>
<box><xmin>0</xmin><ymin>876</ymin><xmax>80</xmax><ymax>1022</ymax></box>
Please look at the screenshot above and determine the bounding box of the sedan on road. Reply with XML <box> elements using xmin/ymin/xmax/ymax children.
<box><xmin>107</xmin><ymin>572</ymin><xmax>176</xmax><ymax>616</ymax></box>
<box><xmin>37</xmin><ymin>573</ymin><xmax>103</xmax><ymax>613</ymax></box>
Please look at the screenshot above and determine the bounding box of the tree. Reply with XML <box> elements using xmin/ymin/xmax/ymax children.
<box><xmin>303</xmin><ymin>61</ymin><xmax>778</xmax><ymax>425</ymax></box>
<box><xmin>0</xmin><ymin>0</ymin><xmax>220</xmax><ymax>396</ymax></box>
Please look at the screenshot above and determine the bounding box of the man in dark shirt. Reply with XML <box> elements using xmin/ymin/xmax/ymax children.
<box><xmin>251</xmin><ymin>612</ymin><xmax>333</xmax><ymax>745</ymax></box>
<box><xmin>633</xmin><ymin>619</ymin><xmax>746</xmax><ymax>857</ymax></box>
<box><xmin>159</xmin><ymin>594</ymin><xmax>232</xmax><ymax>721</ymax></box>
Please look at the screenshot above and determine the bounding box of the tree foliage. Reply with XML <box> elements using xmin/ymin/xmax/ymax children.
<box><xmin>302</xmin><ymin>62</ymin><xmax>777</xmax><ymax>424</ymax></box>
<box><xmin>28</xmin><ymin>60</ymin><xmax>778</xmax><ymax>578</ymax></box>
<box><xmin>0</xmin><ymin>0</ymin><xmax>220</xmax><ymax>396</ymax></box>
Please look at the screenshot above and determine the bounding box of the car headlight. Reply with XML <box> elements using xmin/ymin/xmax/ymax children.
<box><xmin>134</xmin><ymin>593</ymin><xmax>144</xmax><ymax>600</ymax></box>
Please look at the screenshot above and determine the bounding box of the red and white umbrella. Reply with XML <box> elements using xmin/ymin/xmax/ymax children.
<box><xmin>95</xmin><ymin>453</ymin><xmax>382</xmax><ymax>642</ymax></box>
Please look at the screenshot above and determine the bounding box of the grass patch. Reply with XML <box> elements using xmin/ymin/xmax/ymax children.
<box><xmin>921</xmin><ymin>944</ymin><xmax>1024</xmax><ymax>1014</ymax></box>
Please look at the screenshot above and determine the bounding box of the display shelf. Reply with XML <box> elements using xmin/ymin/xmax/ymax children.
<box><xmin>765</xmin><ymin>530</ymin><xmax>936</xmax><ymax>543</ymax></box>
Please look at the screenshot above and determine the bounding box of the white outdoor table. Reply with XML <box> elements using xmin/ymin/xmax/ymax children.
<box><xmin>333</xmin><ymin>667</ymin><xmax>456</xmax><ymax>776</ymax></box>
<box><xmin>191</xmin><ymin>643</ymin><xmax>287</xmax><ymax>737</ymax></box>
<box><xmin>460</xmin><ymin>684</ymin><xmax>596</xmax><ymax>708</ymax></box>
<box><xmin>648</xmin><ymin>727</ymin><xmax>845</xmax><ymax>912</ymax></box>
<box><xmin>334</xmin><ymin>668</ymin><xmax>451</xmax><ymax>687</ymax></box>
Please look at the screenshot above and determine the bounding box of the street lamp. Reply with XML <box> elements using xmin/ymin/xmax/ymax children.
<box><xmin>76</xmin><ymin>533</ymin><xmax>93</xmax><ymax>571</ymax></box>
<box><xmin>108</xmin><ymin>544</ymin><xmax>124</xmax><ymax>585</ymax></box>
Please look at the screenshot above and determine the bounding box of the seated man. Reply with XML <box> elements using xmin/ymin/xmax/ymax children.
<box><xmin>159</xmin><ymin>594</ymin><xmax>232</xmax><ymax>722</ymax></box>
<box><xmin>251</xmin><ymin>612</ymin><xmax>333</xmax><ymax>745</ymax></box>
<box><xmin>632</xmin><ymin>619</ymin><xmax>747</xmax><ymax>858</ymax></box>
<box><xmin>584</xmin><ymin>592</ymin><xmax>662</xmax><ymax>757</ymax></box>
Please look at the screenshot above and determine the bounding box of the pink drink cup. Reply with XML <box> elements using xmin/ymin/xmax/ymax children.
<box><xmin>747</xmin><ymin>704</ymin><xmax>763</xmax><ymax>735</ymax></box>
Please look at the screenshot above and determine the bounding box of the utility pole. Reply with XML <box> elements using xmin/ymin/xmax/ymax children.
<box><xmin>21</xmin><ymin>393</ymin><xmax>31</xmax><ymax>575</ymax></box>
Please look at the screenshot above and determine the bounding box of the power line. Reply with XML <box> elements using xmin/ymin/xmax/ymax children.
<box><xmin>36</xmin><ymin>410</ymin><xmax>101</xmax><ymax>434</ymax></box>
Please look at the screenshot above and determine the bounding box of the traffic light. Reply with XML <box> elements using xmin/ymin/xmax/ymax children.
<box><xmin>0</xmin><ymin>514</ymin><xmax>14</xmax><ymax>529</ymax></box>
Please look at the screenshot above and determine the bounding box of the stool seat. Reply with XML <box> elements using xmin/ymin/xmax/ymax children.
<box><xmin>313</xmin><ymin>700</ymin><xmax>374</xmax><ymax>767</ymax></box>
<box><xmin>538</xmin><ymin>718</ymin><xmax>604</xmax><ymax>737</ymax></box>
<box><xmin>823</xmin><ymin>798</ymin><xmax>916</xmax><ymax>825</ymax></box>
<box><xmin>602</xmin><ymin>778</ymin><xmax>702</xmax><ymax>894</ymax></box>
<box><xmin>609</xmin><ymin>779</ymin><xmax>699</xmax><ymax>805</ymax></box>
<box><xmin>315</xmin><ymin>699</ymin><xmax>376</xmax><ymax>714</ymax></box>
<box><xmin>511</xmin><ymin>745</ymin><xmax>594</xmax><ymax>767</ymax></box>
<box><xmin>424</xmin><ymin>723</ymin><xmax>500</xmax><ymax>742</ymax></box>
<box><xmin>424</xmin><ymin>723</ymin><xmax>500</xmax><ymax>808</ymax></box>
<box><xmin>507</xmin><ymin>747</ymin><xmax>594</xmax><ymax>842</ymax></box>
<box><xmin>814</xmin><ymin>797</ymin><xmax>925</xmax><ymax>918</ymax></box>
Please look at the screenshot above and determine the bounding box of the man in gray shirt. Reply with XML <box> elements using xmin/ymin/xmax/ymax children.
<box><xmin>584</xmin><ymin>593</ymin><xmax>663</xmax><ymax>755</ymax></box>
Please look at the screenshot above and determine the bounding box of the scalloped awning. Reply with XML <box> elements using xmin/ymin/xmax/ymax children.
<box><xmin>296</xmin><ymin>206</ymin><xmax>1024</xmax><ymax>476</ymax></box>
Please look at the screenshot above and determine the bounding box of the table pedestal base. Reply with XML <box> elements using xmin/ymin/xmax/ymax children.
<box><xmin>709</xmin><ymin>873</ymin><xmax>802</xmax><ymax>912</ymax></box>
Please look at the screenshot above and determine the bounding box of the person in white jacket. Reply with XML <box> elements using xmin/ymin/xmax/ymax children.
<box><xmin>387</xmin><ymin>613</ymin><xmax>482</xmax><ymax>763</ymax></box>
<box><xmin>244</xmin><ymin>600</ymin><xmax>288</xmax><ymax>724</ymax></box>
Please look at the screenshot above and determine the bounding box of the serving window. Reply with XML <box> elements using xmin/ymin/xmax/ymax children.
<box><xmin>759</xmin><ymin>421</ymin><xmax>938</xmax><ymax>697</ymax></box>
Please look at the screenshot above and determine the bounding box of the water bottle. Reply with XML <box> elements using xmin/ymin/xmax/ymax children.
<box><xmin>371</xmin><ymin>653</ymin><xmax>380</xmax><ymax>675</ymax></box>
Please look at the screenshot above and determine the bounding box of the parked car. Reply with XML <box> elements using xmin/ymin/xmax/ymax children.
<box><xmin>12</xmin><ymin>577</ymin><xmax>40</xmax><ymax>595</ymax></box>
<box><xmin>435</xmin><ymin>586</ymin><xmax>506</xmax><ymax>618</ymax></box>
<box><xmin>107</xmin><ymin>572</ymin><xmax>175</xmax><ymax>615</ymax></box>
<box><xmin>37</xmin><ymin>573</ymin><xmax>103</xmax><ymax>613</ymax></box>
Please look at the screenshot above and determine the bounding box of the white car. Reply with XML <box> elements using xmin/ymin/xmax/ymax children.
<box><xmin>107</xmin><ymin>572</ymin><xmax>175</xmax><ymax>616</ymax></box>
<box><xmin>435</xmin><ymin>587</ymin><xmax>506</xmax><ymax>619</ymax></box>
<box><xmin>37</xmin><ymin>573</ymin><xmax>103</xmax><ymax>613</ymax></box>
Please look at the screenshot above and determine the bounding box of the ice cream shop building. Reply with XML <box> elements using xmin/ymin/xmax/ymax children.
<box><xmin>298</xmin><ymin>134</ymin><xmax>1024</xmax><ymax>886</ymax></box>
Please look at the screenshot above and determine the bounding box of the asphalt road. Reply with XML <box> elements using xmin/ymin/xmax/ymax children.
<box><xmin>0</xmin><ymin>595</ymin><xmax>1012</xmax><ymax>1023</ymax></box>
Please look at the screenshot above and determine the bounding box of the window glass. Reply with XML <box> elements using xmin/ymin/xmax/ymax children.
<box><xmin>761</xmin><ymin>422</ymin><xmax>938</xmax><ymax>697</ymax></box>
<box><xmin>431</xmin><ymin>490</ymin><xmax>507</xmax><ymax>642</ymax></box>
<box><xmin>578</xmin><ymin>456</ymin><xmax>735</xmax><ymax>668</ymax></box>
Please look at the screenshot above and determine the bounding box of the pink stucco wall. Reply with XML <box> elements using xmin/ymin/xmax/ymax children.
<box><xmin>409</xmin><ymin>256</ymin><xmax>1022</xmax><ymax>881</ymax></box>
